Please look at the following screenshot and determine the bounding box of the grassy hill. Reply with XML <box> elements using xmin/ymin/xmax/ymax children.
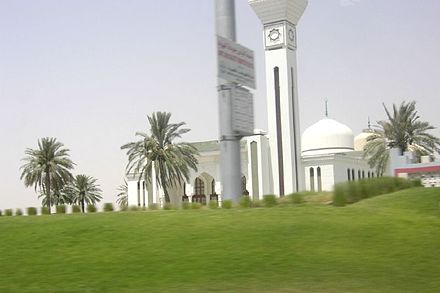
<box><xmin>1</xmin><ymin>188</ymin><xmax>439</xmax><ymax>292</ymax></box>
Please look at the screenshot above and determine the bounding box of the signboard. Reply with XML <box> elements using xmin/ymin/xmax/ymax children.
<box><xmin>217</xmin><ymin>35</ymin><xmax>256</xmax><ymax>89</ymax></box>
<box><xmin>231</xmin><ymin>87</ymin><xmax>254</xmax><ymax>136</ymax></box>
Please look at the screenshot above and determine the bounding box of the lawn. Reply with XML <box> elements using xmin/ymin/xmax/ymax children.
<box><xmin>1</xmin><ymin>188</ymin><xmax>439</xmax><ymax>292</ymax></box>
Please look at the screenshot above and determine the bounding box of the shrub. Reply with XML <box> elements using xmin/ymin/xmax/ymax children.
<box><xmin>289</xmin><ymin>193</ymin><xmax>305</xmax><ymax>204</ymax></box>
<box><xmin>119</xmin><ymin>205</ymin><xmax>128</xmax><ymax>212</ymax></box>
<box><xmin>5</xmin><ymin>209</ymin><xmax>13</xmax><ymax>216</ymax></box>
<box><xmin>15</xmin><ymin>209</ymin><xmax>23</xmax><ymax>216</ymax></box>
<box><xmin>333</xmin><ymin>177</ymin><xmax>416</xmax><ymax>206</ymax></box>
<box><xmin>333</xmin><ymin>184</ymin><xmax>346</xmax><ymax>207</ymax></box>
<box><xmin>222</xmin><ymin>200</ymin><xmax>232</xmax><ymax>209</ymax></box>
<box><xmin>72</xmin><ymin>205</ymin><xmax>81</xmax><ymax>213</ymax></box>
<box><xmin>263</xmin><ymin>195</ymin><xmax>278</xmax><ymax>207</ymax></box>
<box><xmin>181</xmin><ymin>202</ymin><xmax>191</xmax><ymax>210</ymax></box>
<box><xmin>129</xmin><ymin>205</ymin><xmax>140</xmax><ymax>212</ymax></box>
<box><xmin>103</xmin><ymin>203</ymin><xmax>114</xmax><ymax>212</ymax></box>
<box><xmin>191</xmin><ymin>202</ymin><xmax>202</xmax><ymax>210</ymax></box>
<box><xmin>149</xmin><ymin>204</ymin><xmax>159</xmax><ymax>211</ymax></box>
<box><xmin>209</xmin><ymin>201</ymin><xmax>218</xmax><ymax>209</ymax></box>
<box><xmin>239</xmin><ymin>196</ymin><xmax>252</xmax><ymax>208</ymax></box>
<box><xmin>56</xmin><ymin>205</ymin><xmax>66</xmax><ymax>214</ymax></box>
<box><xmin>0</xmin><ymin>210</ymin><xmax>2</xmax><ymax>216</ymax></box>
<box><xmin>87</xmin><ymin>205</ymin><xmax>97</xmax><ymax>213</ymax></box>
<box><xmin>41</xmin><ymin>207</ymin><xmax>51</xmax><ymax>215</ymax></box>
<box><xmin>27</xmin><ymin>207</ymin><xmax>38</xmax><ymax>216</ymax></box>
<box><xmin>163</xmin><ymin>203</ymin><xmax>174</xmax><ymax>210</ymax></box>
<box><xmin>252</xmin><ymin>199</ymin><xmax>263</xmax><ymax>208</ymax></box>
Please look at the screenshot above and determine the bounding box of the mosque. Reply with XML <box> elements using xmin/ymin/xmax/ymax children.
<box><xmin>126</xmin><ymin>0</ymin><xmax>440</xmax><ymax>207</ymax></box>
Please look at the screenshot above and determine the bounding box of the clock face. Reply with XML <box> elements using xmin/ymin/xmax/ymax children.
<box><xmin>269</xmin><ymin>28</ymin><xmax>281</xmax><ymax>42</ymax></box>
<box><xmin>288</xmin><ymin>29</ymin><xmax>295</xmax><ymax>42</ymax></box>
<box><xmin>264</xmin><ymin>24</ymin><xmax>284</xmax><ymax>48</ymax></box>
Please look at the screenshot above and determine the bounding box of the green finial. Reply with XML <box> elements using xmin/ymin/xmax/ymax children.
<box><xmin>325</xmin><ymin>99</ymin><xmax>329</xmax><ymax>118</ymax></box>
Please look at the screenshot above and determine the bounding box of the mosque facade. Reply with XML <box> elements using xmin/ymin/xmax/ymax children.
<box><xmin>126</xmin><ymin>0</ymin><xmax>439</xmax><ymax>207</ymax></box>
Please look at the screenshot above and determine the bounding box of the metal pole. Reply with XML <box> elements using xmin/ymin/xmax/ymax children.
<box><xmin>216</xmin><ymin>0</ymin><xmax>242</xmax><ymax>203</ymax></box>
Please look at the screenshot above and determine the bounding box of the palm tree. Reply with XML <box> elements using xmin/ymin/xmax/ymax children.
<box><xmin>20</xmin><ymin>137</ymin><xmax>75</xmax><ymax>211</ymax></box>
<box><xmin>65</xmin><ymin>175</ymin><xmax>103</xmax><ymax>213</ymax></box>
<box><xmin>364</xmin><ymin>101</ymin><xmax>440</xmax><ymax>174</ymax></box>
<box><xmin>116</xmin><ymin>180</ymin><xmax>128</xmax><ymax>208</ymax></box>
<box><xmin>121</xmin><ymin>112</ymin><xmax>199</xmax><ymax>203</ymax></box>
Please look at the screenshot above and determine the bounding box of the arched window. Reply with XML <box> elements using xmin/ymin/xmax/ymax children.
<box><xmin>310</xmin><ymin>168</ymin><xmax>315</xmax><ymax>192</ymax></box>
<box><xmin>242</xmin><ymin>176</ymin><xmax>249</xmax><ymax>195</ymax></box>
<box><xmin>347</xmin><ymin>168</ymin><xmax>351</xmax><ymax>181</ymax></box>
<box><xmin>358</xmin><ymin>170</ymin><xmax>361</xmax><ymax>180</ymax></box>
<box><xmin>210</xmin><ymin>179</ymin><xmax>218</xmax><ymax>201</ymax></box>
<box><xmin>368</xmin><ymin>171</ymin><xmax>371</xmax><ymax>178</ymax></box>
<box><xmin>362</xmin><ymin>171</ymin><xmax>365</xmax><ymax>179</ymax></box>
<box><xmin>193</xmin><ymin>178</ymin><xmax>206</xmax><ymax>205</ymax></box>
<box><xmin>372</xmin><ymin>172</ymin><xmax>375</xmax><ymax>178</ymax></box>
<box><xmin>352</xmin><ymin>169</ymin><xmax>355</xmax><ymax>181</ymax></box>
<box><xmin>317</xmin><ymin>167</ymin><xmax>322</xmax><ymax>192</ymax></box>
<box><xmin>195</xmin><ymin>178</ymin><xmax>204</xmax><ymax>195</ymax></box>
<box><xmin>137</xmin><ymin>181</ymin><xmax>141</xmax><ymax>207</ymax></box>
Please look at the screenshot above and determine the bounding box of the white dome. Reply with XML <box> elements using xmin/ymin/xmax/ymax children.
<box><xmin>302</xmin><ymin>118</ymin><xmax>354</xmax><ymax>156</ymax></box>
<box><xmin>354</xmin><ymin>131</ymin><xmax>374</xmax><ymax>151</ymax></box>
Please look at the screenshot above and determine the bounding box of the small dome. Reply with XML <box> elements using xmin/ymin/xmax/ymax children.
<box><xmin>354</xmin><ymin>131</ymin><xmax>374</xmax><ymax>151</ymax></box>
<box><xmin>302</xmin><ymin>118</ymin><xmax>354</xmax><ymax>156</ymax></box>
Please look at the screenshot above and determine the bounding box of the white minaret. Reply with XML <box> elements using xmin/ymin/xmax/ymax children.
<box><xmin>249</xmin><ymin>0</ymin><xmax>308</xmax><ymax>195</ymax></box>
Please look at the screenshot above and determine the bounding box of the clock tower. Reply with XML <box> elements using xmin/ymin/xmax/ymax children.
<box><xmin>249</xmin><ymin>0</ymin><xmax>308</xmax><ymax>195</ymax></box>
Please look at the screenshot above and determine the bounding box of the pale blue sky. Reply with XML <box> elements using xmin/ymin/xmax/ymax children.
<box><xmin>1</xmin><ymin>0</ymin><xmax>439</xmax><ymax>210</ymax></box>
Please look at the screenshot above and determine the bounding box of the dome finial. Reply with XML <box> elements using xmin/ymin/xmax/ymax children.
<box><xmin>368</xmin><ymin>117</ymin><xmax>371</xmax><ymax>129</ymax></box>
<box><xmin>325</xmin><ymin>99</ymin><xmax>329</xmax><ymax>118</ymax></box>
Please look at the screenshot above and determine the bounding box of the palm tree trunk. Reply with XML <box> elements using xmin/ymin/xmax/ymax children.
<box><xmin>81</xmin><ymin>199</ymin><xmax>85</xmax><ymax>213</ymax></box>
<box><xmin>46</xmin><ymin>170</ymin><xmax>51</xmax><ymax>214</ymax></box>
<box><xmin>158</xmin><ymin>162</ymin><xmax>170</xmax><ymax>203</ymax></box>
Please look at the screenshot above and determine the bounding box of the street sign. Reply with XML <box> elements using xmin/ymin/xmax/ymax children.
<box><xmin>231</xmin><ymin>87</ymin><xmax>254</xmax><ymax>136</ymax></box>
<box><xmin>217</xmin><ymin>35</ymin><xmax>256</xmax><ymax>89</ymax></box>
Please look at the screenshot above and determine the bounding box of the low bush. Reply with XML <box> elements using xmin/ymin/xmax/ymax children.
<box><xmin>27</xmin><ymin>207</ymin><xmax>38</xmax><ymax>216</ymax></box>
<box><xmin>289</xmin><ymin>192</ymin><xmax>305</xmax><ymax>204</ymax></box>
<box><xmin>41</xmin><ymin>207</ymin><xmax>51</xmax><ymax>215</ymax></box>
<box><xmin>333</xmin><ymin>177</ymin><xmax>417</xmax><ymax>206</ymax></box>
<box><xmin>129</xmin><ymin>205</ymin><xmax>140</xmax><ymax>212</ymax></box>
<box><xmin>222</xmin><ymin>200</ymin><xmax>232</xmax><ymax>209</ymax></box>
<box><xmin>72</xmin><ymin>205</ymin><xmax>81</xmax><ymax>213</ymax></box>
<box><xmin>15</xmin><ymin>209</ymin><xmax>23</xmax><ymax>216</ymax></box>
<box><xmin>119</xmin><ymin>205</ymin><xmax>128</xmax><ymax>212</ymax></box>
<box><xmin>191</xmin><ymin>203</ymin><xmax>202</xmax><ymax>210</ymax></box>
<box><xmin>5</xmin><ymin>209</ymin><xmax>13</xmax><ymax>216</ymax></box>
<box><xmin>239</xmin><ymin>196</ymin><xmax>252</xmax><ymax>208</ymax></box>
<box><xmin>56</xmin><ymin>205</ymin><xmax>66</xmax><ymax>214</ymax></box>
<box><xmin>163</xmin><ymin>203</ymin><xmax>174</xmax><ymax>210</ymax></box>
<box><xmin>87</xmin><ymin>205</ymin><xmax>97</xmax><ymax>213</ymax></box>
<box><xmin>182</xmin><ymin>202</ymin><xmax>191</xmax><ymax>210</ymax></box>
<box><xmin>209</xmin><ymin>201</ymin><xmax>218</xmax><ymax>209</ymax></box>
<box><xmin>149</xmin><ymin>204</ymin><xmax>159</xmax><ymax>211</ymax></box>
<box><xmin>103</xmin><ymin>203</ymin><xmax>114</xmax><ymax>212</ymax></box>
<box><xmin>252</xmin><ymin>200</ymin><xmax>263</xmax><ymax>208</ymax></box>
<box><xmin>263</xmin><ymin>195</ymin><xmax>278</xmax><ymax>207</ymax></box>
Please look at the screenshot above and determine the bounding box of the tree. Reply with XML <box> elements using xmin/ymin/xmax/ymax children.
<box><xmin>364</xmin><ymin>101</ymin><xmax>440</xmax><ymax>174</ymax></box>
<box><xmin>64</xmin><ymin>175</ymin><xmax>103</xmax><ymax>213</ymax></box>
<box><xmin>20</xmin><ymin>137</ymin><xmax>75</xmax><ymax>211</ymax></box>
<box><xmin>121</xmin><ymin>112</ymin><xmax>199</xmax><ymax>203</ymax></box>
<box><xmin>116</xmin><ymin>180</ymin><xmax>128</xmax><ymax>208</ymax></box>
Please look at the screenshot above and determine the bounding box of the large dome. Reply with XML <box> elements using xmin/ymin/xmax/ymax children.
<box><xmin>302</xmin><ymin>118</ymin><xmax>354</xmax><ymax>156</ymax></box>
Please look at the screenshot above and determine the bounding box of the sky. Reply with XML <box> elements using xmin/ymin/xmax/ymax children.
<box><xmin>1</xmin><ymin>0</ymin><xmax>439</xmax><ymax>210</ymax></box>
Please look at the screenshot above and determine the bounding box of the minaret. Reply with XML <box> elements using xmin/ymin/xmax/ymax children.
<box><xmin>249</xmin><ymin>0</ymin><xmax>308</xmax><ymax>195</ymax></box>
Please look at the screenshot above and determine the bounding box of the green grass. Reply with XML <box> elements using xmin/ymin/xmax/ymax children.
<box><xmin>1</xmin><ymin>188</ymin><xmax>439</xmax><ymax>292</ymax></box>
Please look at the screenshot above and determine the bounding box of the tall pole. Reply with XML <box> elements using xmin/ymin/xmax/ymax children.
<box><xmin>216</xmin><ymin>0</ymin><xmax>242</xmax><ymax>203</ymax></box>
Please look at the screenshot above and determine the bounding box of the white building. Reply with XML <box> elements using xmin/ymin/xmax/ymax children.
<box><xmin>126</xmin><ymin>0</ymin><xmax>434</xmax><ymax>207</ymax></box>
